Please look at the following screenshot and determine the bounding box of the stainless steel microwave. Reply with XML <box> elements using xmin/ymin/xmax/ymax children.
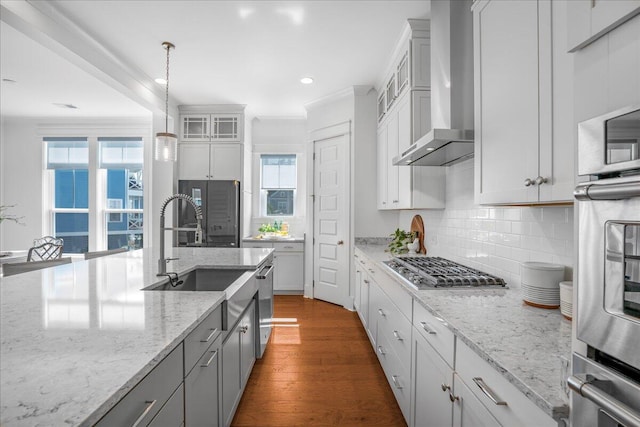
<box><xmin>578</xmin><ymin>104</ymin><xmax>640</xmax><ymax>177</ymax></box>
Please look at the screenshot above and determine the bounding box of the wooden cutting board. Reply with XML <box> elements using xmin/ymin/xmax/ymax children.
<box><xmin>410</xmin><ymin>215</ymin><xmax>426</xmax><ymax>254</ymax></box>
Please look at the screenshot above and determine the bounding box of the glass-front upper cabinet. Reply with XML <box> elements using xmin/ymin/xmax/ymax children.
<box><xmin>180</xmin><ymin>114</ymin><xmax>242</xmax><ymax>142</ymax></box>
<box><xmin>386</xmin><ymin>75</ymin><xmax>396</xmax><ymax>110</ymax></box>
<box><xmin>378</xmin><ymin>92</ymin><xmax>386</xmax><ymax>122</ymax></box>
<box><xmin>397</xmin><ymin>52</ymin><xmax>409</xmax><ymax>95</ymax></box>
<box><xmin>181</xmin><ymin>115</ymin><xmax>210</xmax><ymax>141</ymax></box>
<box><xmin>212</xmin><ymin>115</ymin><xmax>240</xmax><ymax>141</ymax></box>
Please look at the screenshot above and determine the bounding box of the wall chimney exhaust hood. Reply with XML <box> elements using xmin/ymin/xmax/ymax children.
<box><xmin>394</xmin><ymin>0</ymin><xmax>474</xmax><ymax>167</ymax></box>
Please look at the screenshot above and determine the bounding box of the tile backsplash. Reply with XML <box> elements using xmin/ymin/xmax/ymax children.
<box><xmin>398</xmin><ymin>160</ymin><xmax>574</xmax><ymax>286</ymax></box>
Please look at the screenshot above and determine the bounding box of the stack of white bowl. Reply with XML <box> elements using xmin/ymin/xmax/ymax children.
<box><xmin>520</xmin><ymin>262</ymin><xmax>565</xmax><ymax>309</ymax></box>
<box><xmin>559</xmin><ymin>281</ymin><xmax>573</xmax><ymax>320</ymax></box>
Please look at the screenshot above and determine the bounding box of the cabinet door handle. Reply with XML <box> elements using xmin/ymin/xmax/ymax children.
<box><xmin>393</xmin><ymin>330</ymin><xmax>403</xmax><ymax>341</ymax></box>
<box><xmin>131</xmin><ymin>400</ymin><xmax>157</xmax><ymax>427</ymax></box>
<box><xmin>391</xmin><ymin>375</ymin><xmax>403</xmax><ymax>389</ymax></box>
<box><xmin>363</xmin><ymin>279</ymin><xmax>370</xmax><ymax>284</ymax></box>
<box><xmin>449</xmin><ymin>392</ymin><xmax>459</xmax><ymax>402</ymax></box>
<box><xmin>201</xmin><ymin>328</ymin><xmax>219</xmax><ymax>343</ymax></box>
<box><xmin>201</xmin><ymin>350</ymin><xmax>218</xmax><ymax>368</ymax></box>
<box><xmin>337</xmin><ymin>240</ymin><xmax>344</xmax><ymax>245</ymax></box>
<box><xmin>441</xmin><ymin>383</ymin><xmax>451</xmax><ymax>392</ymax></box>
<box><xmin>377</xmin><ymin>346</ymin><xmax>386</xmax><ymax>355</ymax></box>
<box><xmin>378</xmin><ymin>308</ymin><xmax>386</xmax><ymax>317</ymax></box>
<box><xmin>473</xmin><ymin>377</ymin><xmax>508</xmax><ymax>406</ymax></box>
<box><xmin>240</xmin><ymin>325</ymin><xmax>249</xmax><ymax>334</ymax></box>
<box><xmin>524</xmin><ymin>178</ymin><xmax>534</xmax><ymax>187</ymax></box>
<box><xmin>420</xmin><ymin>321</ymin><xmax>437</xmax><ymax>335</ymax></box>
<box><xmin>535</xmin><ymin>176</ymin><xmax>548</xmax><ymax>186</ymax></box>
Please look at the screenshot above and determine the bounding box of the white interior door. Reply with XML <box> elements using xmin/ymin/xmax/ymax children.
<box><xmin>313</xmin><ymin>134</ymin><xmax>349</xmax><ymax>306</ymax></box>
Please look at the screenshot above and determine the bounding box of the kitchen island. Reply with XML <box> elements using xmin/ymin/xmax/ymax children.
<box><xmin>355</xmin><ymin>243</ymin><xmax>571</xmax><ymax>424</ymax></box>
<box><xmin>0</xmin><ymin>247</ymin><xmax>272</xmax><ymax>426</ymax></box>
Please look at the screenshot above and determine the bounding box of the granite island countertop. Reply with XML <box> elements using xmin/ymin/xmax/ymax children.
<box><xmin>356</xmin><ymin>243</ymin><xmax>571</xmax><ymax>421</ymax></box>
<box><xmin>242</xmin><ymin>235</ymin><xmax>305</xmax><ymax>243</ymax></box>
<box><xmin>0</xmin><ymin>247</ymin><xmax>273</xmax><ymax>426</ymax></box>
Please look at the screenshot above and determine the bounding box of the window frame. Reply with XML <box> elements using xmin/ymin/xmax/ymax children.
<box><xmin>260</xmin><ymin>154</ymin><xmax>297</xmax><ymax>217</ymax></box>
<box><xmin>41</xmin><ymin>124</ymin><xmax>151</xmax><ymax>254</ymax></box>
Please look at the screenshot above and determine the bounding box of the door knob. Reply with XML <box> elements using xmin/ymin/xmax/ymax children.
<box><xmin>337</xmin><ymin>240</ymin><xmax>344</xmax><ymax>245</ymax></box>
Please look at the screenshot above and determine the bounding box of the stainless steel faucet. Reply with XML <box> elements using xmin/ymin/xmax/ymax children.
<box><xmin>158</xmin><ymin>193</ymin><xmax>203</xmax><ymax>275</ymax></box>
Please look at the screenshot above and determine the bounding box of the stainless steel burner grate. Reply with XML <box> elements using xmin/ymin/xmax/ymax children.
<box><xmin>383</xmin><ymin>256</ymin><xmax>506</xmax><ymax>288</ymax></box>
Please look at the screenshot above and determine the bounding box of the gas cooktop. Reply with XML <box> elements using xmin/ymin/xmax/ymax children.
<box><xmin>383</xmin><ymin>256</ymin><xmax>507</xmax><ymax>289</ymax></box>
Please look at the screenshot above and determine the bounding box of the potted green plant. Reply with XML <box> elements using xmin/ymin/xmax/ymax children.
<box><xmin>388</xmin><ymin>228</ymin><xmax>416</xmax><ymax>255</ymax></box>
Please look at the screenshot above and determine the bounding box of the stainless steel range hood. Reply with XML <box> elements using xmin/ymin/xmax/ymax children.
<box><xmin>395</xmin><ymin>0</ymin><xmax>474</xmax><ymax>167</ymax></box>
<box><xmin>393</xmin><ymin>128</ymin><xmax>474</xmax><ymax>166</ymax></box>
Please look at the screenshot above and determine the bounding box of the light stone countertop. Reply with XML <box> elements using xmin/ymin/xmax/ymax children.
<box><xmin>0</xmin><ymin>247</ymin><xmax>273</xmax><ymax>426</ymax></box>
<box><xmin>355</xmin><ymin>243</ymin><xmax>571</xmax><ymax>421</ymax></box>
<box><xmin>242</xmin><ymin>235</ymin><xmax>305</xmax><ymax>243</ymax></box>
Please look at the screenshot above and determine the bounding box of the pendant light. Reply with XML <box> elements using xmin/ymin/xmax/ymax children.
<box><xmin>155</xmin><ymin>41</ymin><xmax>177</xmax><ymax>162</ymax></box>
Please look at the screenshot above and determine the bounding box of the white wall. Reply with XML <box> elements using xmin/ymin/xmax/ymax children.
<box><xmin>398</xmin><ymin>159</ymin><xmax>574</xmax><ymax>287</ymax></box>
<box><xmin>0</xmin><ymin>118</ymin><xmax>44</xmax><ymax>249</ymax></box>
<box><xmin>249</xmin><ymin>117</ymin><xmax>307</xmax><ymax>237</ymax></box>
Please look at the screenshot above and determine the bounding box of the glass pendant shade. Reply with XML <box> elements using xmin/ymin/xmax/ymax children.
<box><xmin>155</xmin><ymin>132</ymin><xmax>178</xmax><ymax>162</ymax></box>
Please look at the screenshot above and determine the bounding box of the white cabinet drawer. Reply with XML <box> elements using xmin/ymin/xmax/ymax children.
<box><xmin>369</xmin><ymin>263</ymin><xmax>413</xmax><ymax>318</ymax></box>
<box><xmin>376</xmin><ymin>330</ymin><xmax>411</xmax><ymax>422</ymax></box>
<box><xmin>184</xmin><ymin>305</ymin><xmax>222</xmax><ymax>376</ymax></box>
<box><xmin>456</xmin><ymin>340</ymin><xmax>555</xmax><ymax>427</ymax></box>
<box><xmin>374</xmin><ymin>291</ymin><xmax>412</xmax><ymax>368</ymax></box>
<box><xmin>413</xmin><ymin>300</ymin><xmax>455</xmax><ymax>368</ymax></box>
<box><xmin>272</xmin><ymin>242</ymin><xmax>303</xmax><ymax>252</ymax></box>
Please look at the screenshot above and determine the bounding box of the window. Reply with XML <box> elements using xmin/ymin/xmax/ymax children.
<box><xmin>44</xmin><ymin>136</ymin><xmax>145</xmax><ymax>254</ymax></box>
<box><xmin>261</xmin><ymin>154</ymin><xmax>296</xmax><ymax>216</ymax></box>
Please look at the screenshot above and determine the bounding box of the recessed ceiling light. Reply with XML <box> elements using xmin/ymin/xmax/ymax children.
<box><xmin>155</xmin><ymin>78</ymin><xmax>167</xmax><ymax>85</ymax></box>
<box><xmin>300</xmin><ymin>77</ymin><xmax>314</xmax><ymax>85</ymax></box>
<box><xmin>53</xmin><ymin>103</ymin><xmax>78</xmax><ymax>109</ymax></box>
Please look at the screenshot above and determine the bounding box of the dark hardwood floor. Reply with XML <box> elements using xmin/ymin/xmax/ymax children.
<box><xmin>231</xmin><ymin>295</ymin><xmax>406</xmax><ymax>427</ymax></box>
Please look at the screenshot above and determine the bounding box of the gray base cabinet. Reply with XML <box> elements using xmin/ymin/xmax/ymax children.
<box><xmin>95</xmin><ymin>344</ymin><xmax>184</xmax><ymax>426</ymax></box>
<box><xmin>222</xmin><ymin>300</ymin><xmax>256</xmax><ymax>427</ymax></box>
<box><xmin>185</xmin><ymin>336</ymin><xmax>220</xmax><ymax>426</ymax></box>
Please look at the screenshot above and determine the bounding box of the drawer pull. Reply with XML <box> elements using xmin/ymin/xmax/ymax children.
<box><xmin>283</xmin><ymin>246</ymin><xmax>294</xmax><ymax>249</ymax></box>
<box><xmin>369</xmin><ymin>269</ymin><xmax>375</xmax><ymax>274</ymax></box>
<box><xmin>201</xmin><ymin>350</ymin><xmax>218</xmax><ymax>368</ymax></box>
<box><xmin>378</xmin><ymin>309</ymin><xmax>386</xmax><ymax>317</ymax></box>
<box><xmin>201</xmin><ymin>328</ymin><xmax>219</xmax><ymax>343</ymax></box>
<box><xmin>420</xmin><ymin>321</ymin><xmax>437</xmax><ymax>335</ymax></box>
<box><xmin>473</xmin><ymin>377</ymin><xmax>507</xmax><ymax>406</ymax></box>
<box><xmin>131</xmin><ymin>400</ymin><xmax>157</xmax><ymax>427</ymax></box>
<box><xmin>391</xmin><ymin>375</ymin><xmax>403</xmax><ymax>390</ymax></box>
<box><xmin>377</xmin><ymin>346</ymin><xmax>386</xmax><ymax>356</ymax></box>
<box><xmin>393</xmin><ymin>330</ymin><xmax>403</xmax><ymax>341</ymax></box>
<box><xmin>363</xmin><ymin>279</ymin><xmax>370</xmax><ymax>284</ymax></box>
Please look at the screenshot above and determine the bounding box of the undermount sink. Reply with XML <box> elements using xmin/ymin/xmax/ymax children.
<box><xmin>146</xmin><ymin>268</ymin><xmax>249</xmax><ymax>292</ymax></box>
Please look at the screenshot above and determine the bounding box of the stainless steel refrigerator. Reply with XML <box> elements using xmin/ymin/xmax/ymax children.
<box><xmin>177</xmin><ymin>180</ymin><xmax>240</xmax><ymax>247</ymax></box>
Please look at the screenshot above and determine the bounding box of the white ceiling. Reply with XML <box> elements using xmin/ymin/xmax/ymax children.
<box><xmin>1</xmin><ymin>1</ymin><xmax>429</xmax><ymax>118</ymax></box>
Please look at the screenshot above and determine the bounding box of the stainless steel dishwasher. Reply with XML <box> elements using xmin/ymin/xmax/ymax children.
<box><xmin>255</xmin><ymin>258</ymin><xmax>274</xmax><ymax>358</ymax></box>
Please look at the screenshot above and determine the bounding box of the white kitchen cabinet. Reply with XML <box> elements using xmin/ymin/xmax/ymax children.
<box><xmin>180</xmin><ymin>113</ymin><xmax>242</xmax><ymax>142</ymax></box>
<box><xmin>179</xmin><ymin>143</ymin><xmax>242</xmax><ymax>181</ymax></box>
<box><xmin>378</xmin><ymin>90</ymin><xmax>445</xmax><ymax>210</ymax></box>
<box><xmin>222</xmin><ymin>300</ymin><xmax>256</xmax><ymax>427</ymax></box>
<box><xmin>243</xmin><ymin>241</ymin><xmax>304</xmax><ymax>293</ymax></box>
<box><xmin>411</xmin><ymin>327</ymin><xmax>454</xmax><ymax>427</ymax></box>
<box><xmin>473</xmin><ymin>0</ymin><xmax>574</xmax><ymax>205</ymax></box>
<box><xmin>354</xmin><ymin>253</ymin><xmax>373</xmax><ymax>343</ymax></box>
<box><xmin>567</xmin><ymin>0</ymin><xmax>640</xmax><ymax>52</ymax></box>
<box><xmin>456</xmin><ymin>339</ymin><xmax>555</xmax><ymax>427</ymax></box>
<box><xmin>452</xmin><ymin>373</ymin><xmax>501</xmax><ymax>427</ymax></box>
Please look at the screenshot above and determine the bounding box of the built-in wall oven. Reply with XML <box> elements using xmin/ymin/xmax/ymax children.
<box><xmin>571</xmin><ymin>104</ymin><xmax>640</xmax><ymax>427</ymax></box>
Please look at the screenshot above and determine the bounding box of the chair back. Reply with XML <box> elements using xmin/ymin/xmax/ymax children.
<box><xmin>84</xmin><ymin>248</ymin><xmax>128</xmax><ymax>260</ymax></box>
<box><xmin>3</xmin><ymin>258</ymin><xmax>72</xmax><ymax>277</ymax></box>
<box><xmin>28</xmin><ymin>236</ymin><xmax>64</xmax><ymax>261</ymax></box>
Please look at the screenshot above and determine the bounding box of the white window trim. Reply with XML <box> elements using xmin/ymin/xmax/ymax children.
<box><xmin>40</xmin><ymin>121</ymin><xmax>151</xmax><ymax>252</ymax></box>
